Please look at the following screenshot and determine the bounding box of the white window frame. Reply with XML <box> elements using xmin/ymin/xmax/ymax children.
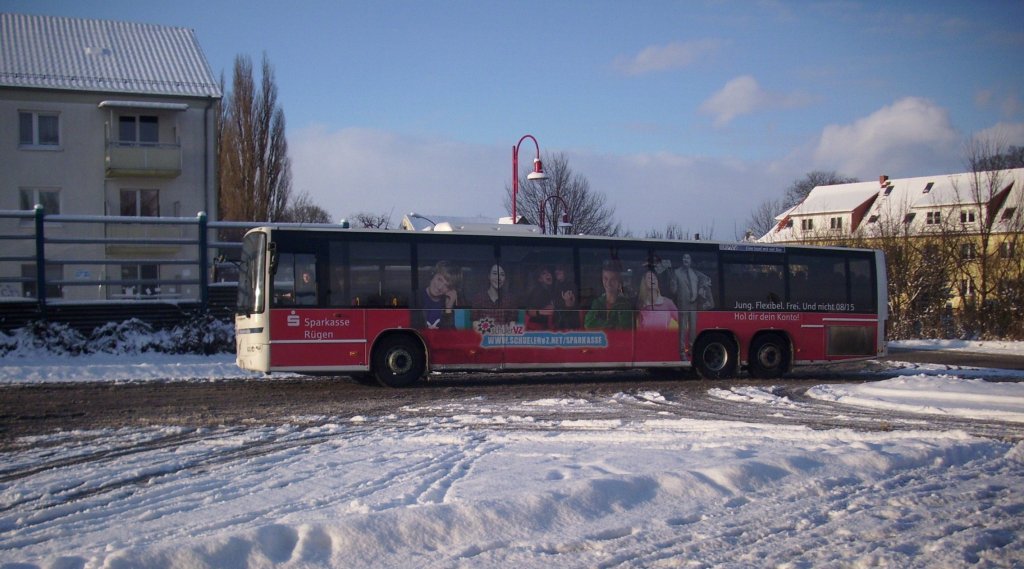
<box><xmin>120</xmin><ymin>189</ymin><xmax>160</xmax><ymax>217</ymax></box>
<box><xmin>961</xmin><ymin>242</ymin><xmax>978</xmax><ymax>261</ymax></box>
<box><xmin>118</xmin><ymin>114</ymin><xmax>160</xmax><ymax>145</ymax></box>
<box><xmin>18</xmin><ymin>110</ymin><xmax>61</xmax><ymax>148</ymax></box>
<box><xmin>800</xmin><ymin>219</ymin><xmax>814</xmax><ymax>231</ymax></box>
<box><xmin>926</xmin><ymin>211</ymin><xmax>942</xmax><ymax>225</ymax></box>
<box><xmin>19</xmin><ymin>187</ymin><xmax>61</xmax><ymax>215</ymax></box>
<box><xmin>829</xmin><ymin>217</ymin><xmax>843</xmax><ymax>230</ymax></box>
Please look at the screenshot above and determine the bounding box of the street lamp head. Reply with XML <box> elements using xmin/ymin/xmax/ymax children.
<box><xmin>527</xmin><ymin>157</ymin><xmax>547</xmax><ymax>181</ymax></box>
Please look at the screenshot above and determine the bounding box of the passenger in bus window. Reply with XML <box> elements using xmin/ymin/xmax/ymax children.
<box><xmin>295</xmin><ymin>268</ymin><xmax>317</xmax><ymax>305</ymax></box>
<box><xmin>637</xmin><ymin>269</ymin><xmax>679</xmax><ymax>329</ymax></box>
<box><xmin>524</xmin><ymin>266</ymin><xmax>557</xmax><ymax>330</ymax></box>
<box><xmin>414</xmin><ymin>261</ymin><xmax>459</xmax><ymax>329</ymax></box>
<box><xmin>584</xmin><ymin>260</ymin><xmax>633</xmax><ymax>330</ymax></box>
<box><xmin>471</xmin><ymin>264</ymin><xmax>518</xmax><ymax>324</ymax></box>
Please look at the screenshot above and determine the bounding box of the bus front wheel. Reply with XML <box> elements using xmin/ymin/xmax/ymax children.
<box><xmin>748</xmin><ymin>333</ymin><xmax>790</xmax><ymax>379</ymax></box>
<box><xmin>372</xmin><ymin>335</ymin><xmax>425</xmax><ymax>388</ymax></box>
<box><xmin>693</xmin><ymin>332</ymin><xmax>738</xmax><ymax>379</ymax></box>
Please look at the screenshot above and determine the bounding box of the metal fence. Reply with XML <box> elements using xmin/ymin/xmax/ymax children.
<box><xmin>0</xmin><ymin>207</ymin><xmax>333</xmax><ymax>329</ymax></box>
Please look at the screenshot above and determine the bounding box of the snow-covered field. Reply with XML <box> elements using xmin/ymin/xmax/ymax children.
<box><xmin>1</xmin><ymin>341</ymin><xmax>1023</xmax><ymax>568</ymax></box>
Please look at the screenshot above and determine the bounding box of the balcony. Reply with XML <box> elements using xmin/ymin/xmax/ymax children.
<box><xmin>105</xmin><ymin>141</ymin><xmax>181</xmax><ymax>178</ymax></box>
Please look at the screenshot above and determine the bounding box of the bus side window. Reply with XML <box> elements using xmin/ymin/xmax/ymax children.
<box><xmin>349</xmin><ymin>240</ymin><xmax>413</xmax><ymax>309</ymax></box>
<box><xmin>273</xmin><ymin>252</ymin><xmax>317</xmax><ymax>306</ymax></box>
<box><xmin>273</xmin><ymin>253</ymin><xmax>297</xmax><ymax>306</ymax></box>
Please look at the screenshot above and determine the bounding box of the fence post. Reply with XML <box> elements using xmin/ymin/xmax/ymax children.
<box><xmin>34</xmin><ymin>204</ymin><xmax>46</xmax><ymax>317</ymax></box>
<box><xmin>198</xmin><ymin>211</ymin><xmax>209</xmax><ymax>311</ymax></box>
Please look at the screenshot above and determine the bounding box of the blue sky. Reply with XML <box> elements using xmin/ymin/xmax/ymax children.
<box><xmin>5</xmin><ymin>0</ymin><xmax>1024</xmax><ymax>236</ymax></box>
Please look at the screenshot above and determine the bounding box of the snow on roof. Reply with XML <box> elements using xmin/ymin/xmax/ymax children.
<box><xmin>759</xmin><ymin>168</ymin><xmax>1024</xmax><ymax>243</ymax></box>
<box><xmin>790</xmin><ymin>181</ymin><xmax>880</xmax><ymax>216</ymax></box>
<box><xmin>0</xmin><ymin>13</ymin><xmax>220</xmax><ymax>98</ymax></box>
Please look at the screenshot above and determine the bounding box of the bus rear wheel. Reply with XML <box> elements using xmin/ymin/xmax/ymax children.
<box><xmin>693</xmin><ymin>332</ymin><xmax>738</xmax><ymax>379</ymax></box>
<box><xmin>372</xmin><ymin>335</ymin><xmax>425</xmax><ymax>388</ymax></box>
<box><xmin>748</xmin><ymin>333</ymin><xmax>790</xmax><ymax>379</ymax></box>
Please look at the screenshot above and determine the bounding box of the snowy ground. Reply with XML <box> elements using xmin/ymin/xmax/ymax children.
<box><xmin>1</xmin><ymin>341</ymin><xmax>1023</xmax><ymax>568</ymax></box>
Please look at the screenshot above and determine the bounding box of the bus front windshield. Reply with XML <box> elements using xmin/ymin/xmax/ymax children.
<box><xmin>236</xmin><ymin>232</ymin><xmax>267</xmax><ymax>315</ymax></box>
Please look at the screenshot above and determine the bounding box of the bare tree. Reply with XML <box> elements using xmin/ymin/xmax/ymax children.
<box><xmin>745</xmin><ymin>171</ymin><xmax>857</xmax><ymax>240</ymax></box>
<box><xmin>950</xmin><ymin>137</ymin><xmax>1024</xmax><ymax>337</ymax></box>
<box><xmin>218</xmin><ymin>54</ymin><xmax>292</xmax><ymax>222</ymax></box>
<box><xmin>645</xmin><ymin>222</ymin><xmax>715</xmax><ymax>241</ymax></box>
<box><xmin>505</xmin><ymin>152</ymin><xmax>621</xmax><ymax>236</ymax></box>
<box><xmin>849</xmin><ymin>197</ymin><xmax>953</xmax><ymax>339</ymax></box>
<box><xmin>744</xmin><ymin>197</ymin><xmax>785</xmax><ymax>239</ymax></box>
<box><xmin>282</xmin><ymin>191</ymin><xmax>333</xmax><ymax>223</ymax></box>
<box><xmin>351</xmin><ymin>211</ymin><xmax>392</xmax><ymax>229</ymax></box>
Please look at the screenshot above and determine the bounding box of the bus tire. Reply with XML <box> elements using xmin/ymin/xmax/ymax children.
<box><xmin>748</xmin><ymin>333</ymin><xmax>790</xmax><ymax>379</ymax></box>
<box><xmin>693</xmin><ymin>332</ymin><xmax>738</xmax><ymax>379</ymax></box>
<box><xmin>372</xmin><ymin>335</ymin><xmax>425</xmax><ymax>388</ymax></box>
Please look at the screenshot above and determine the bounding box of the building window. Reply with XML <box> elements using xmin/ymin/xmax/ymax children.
<box><xmin>960</xmin><ymin>279</ymin><xmax>975</xmax><ymax>298</ymax></box>
<box><xmin>120</xmin><ymin>189</ymin><xmax>160</xmax><ymax>216</ymax></box>
<box><xmin>961</xmin><ymin>210</ymin><xmax>976</xmax><ymax>224</ymax></box>
<box><xmin>118</xmin><ymin>115</ymin><xmax>159</xmax><ymax>145</ymax></box>
<box><xmin>867</xmin><ymin>215</ymin><xmax>880</xmax><ymax>224</ymax></box>
<box><xmin>903</xmin><ymin>213</ymin><xmax>916</xmax><ymax>224</ymax></box>
<box><xmin>1000</xmin><ymin>241</ymin><xmax>1016</xmax><ymax>259</ymax></box>
<box><xmin>801</xmin><ymin>219</ymin><xmax>814</xmax><ymax>231</ymax></box>
<box><xmin>19</xmin><ymin>188</ymin><xmax>61</xmax><ymax>214</ymax></box>
<box><xmin>829</xmin><ymin>217</ymin><xmax>843</xmax><ymax>230</ymax></box>
<box><xmin>121</xmin><ymin>264</ymin><xmax>159</xmax><ymax>296</ymax></box>
<box><xmin>961</xmin><ymin>243</ymin><xmax>978</xmax><ymax>261</ymax></box>
<box><xmin>926</xmin><ymin>211</ymin><xmax>941</xmax><ymax>225</ymax></box>
<box><xmin>21</xmin><ymin>263</ymin><xmax>63</xmax><ymax>299</ymax></box>
<box><xmin>922</xmin><ymin>182</ymin><xmax>934</xmax><ymax>194</ymax></box>
<box><xmin>1002</xmin><ymin>207</ymin><xmax>1017</xmax><ymax>221</ymax></box>
<box><xmin>18</xmin><ymin>111</ymin><xmax>60</xmax><ymax>147</ymax></box>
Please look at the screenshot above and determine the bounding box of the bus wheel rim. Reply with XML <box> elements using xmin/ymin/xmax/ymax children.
<box><xmin>758</xmin><ymin>344</ymin><xmax>780</xmax><ymax>368</ymax></box>
<box><xmin>703</xmin><ymin>344</ymin><xmax>727</xmax><ymax>372</ymax></box>
<box><xmin>386</xmin><ymin>349</ymin><xmax>413</xmax><ymax>374</ymax></box>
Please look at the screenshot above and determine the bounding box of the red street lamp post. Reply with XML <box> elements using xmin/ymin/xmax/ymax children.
<box><xmin>512</xmin><ymin>134</ymin><xmax>547</xmax><ymax>223</ymax></box>
<box><xmin>539</xmin><ymin>195</ymin><xmax>571</xmax><ymax>235</ymax></box>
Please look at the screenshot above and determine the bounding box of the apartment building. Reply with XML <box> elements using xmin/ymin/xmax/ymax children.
<box><xmin>0</xmin><ymin>12</ymin><xmax>221</xmax><ymax>301</ymax></box>
<box><xmin>760</xmin><ymin>168</ymin><xmax>1024</xmax><ymax>318</ymax></box>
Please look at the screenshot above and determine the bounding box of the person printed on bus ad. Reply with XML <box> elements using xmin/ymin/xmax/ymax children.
<box><xmin>671</xmin><ymin>253</ymin><xmax>714</xmax><ymax>347</ymax></box>
<box><xmin>415</xmin><ymin>261</ymin><xmax>459</xmax><ymax>329</ymax></box>
<box><xmin>637</xmin><ymin>269</ymin><xmax>679</xmax><ymax>329</ymax></box>
<box><xmin>585</xmin><ymin>260</ymin><xmax>633</xmax><ymax>330</ymax></box>
<box><xmin>524</xmin><ymin>266</ymin><xmax>557</xmax><ymax>330</ymax></box>
<box><xmin>471</xmin><ymin>264</ymin><xmax>518</xmax><ymax>324</ymax></box>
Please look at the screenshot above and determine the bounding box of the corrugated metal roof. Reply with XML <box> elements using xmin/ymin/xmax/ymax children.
<box><xmin>0</xmin><ymin>13</ymin><xmax>221</xmax><ymax>98</ymax></box>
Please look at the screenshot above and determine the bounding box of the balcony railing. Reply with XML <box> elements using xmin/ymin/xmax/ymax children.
<box><xmin>105</xmin><ymin>141</ymin><xmax>182</xmax><ymax>178</ymax></box>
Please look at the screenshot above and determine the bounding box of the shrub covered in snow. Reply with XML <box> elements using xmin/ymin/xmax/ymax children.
<box><xmin>0</xmin><ymin>314</ymin><xmax>235</xmax><ymax>357</ymax></box>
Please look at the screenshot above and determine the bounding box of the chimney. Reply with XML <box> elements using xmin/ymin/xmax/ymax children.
<box><xmin>879</xmin><ymin>175</ymin><xmax>889</xmax><ymax>186</ymax></box>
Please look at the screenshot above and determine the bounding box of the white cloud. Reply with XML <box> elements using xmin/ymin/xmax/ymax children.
<box><xmin>288</xmin><ymin>126</ymin><xmax>793</xmax><ymax>238</ymax></box>
<box><xmin>699</xmin><ymin>75</ymin><xmax>812</xmax><ymax>127</ymax></box>
<box><xmin>290</xmin><ymin>126</ymin><xmax>508</xmax><ymax>224</ymax></box>
<box><xmin>612</xmin><ymin>40</ymin><xmax>722</xmax><ymax>76</ymax></box>
<box><xmin>813</xmin><ymin>97</ymin><xmax>960</xmax><ymax>177</ymax></box>
<box><xmin>972</xmin><ymin>122</ymin><xmax>1024</xmax><ymax>147</ymax></box>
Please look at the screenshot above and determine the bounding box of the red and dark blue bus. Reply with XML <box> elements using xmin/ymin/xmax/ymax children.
<box><xmin>235</xmin><ymin>225</ymin><xmax>887</xmax><ymax>386</ymax></box>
